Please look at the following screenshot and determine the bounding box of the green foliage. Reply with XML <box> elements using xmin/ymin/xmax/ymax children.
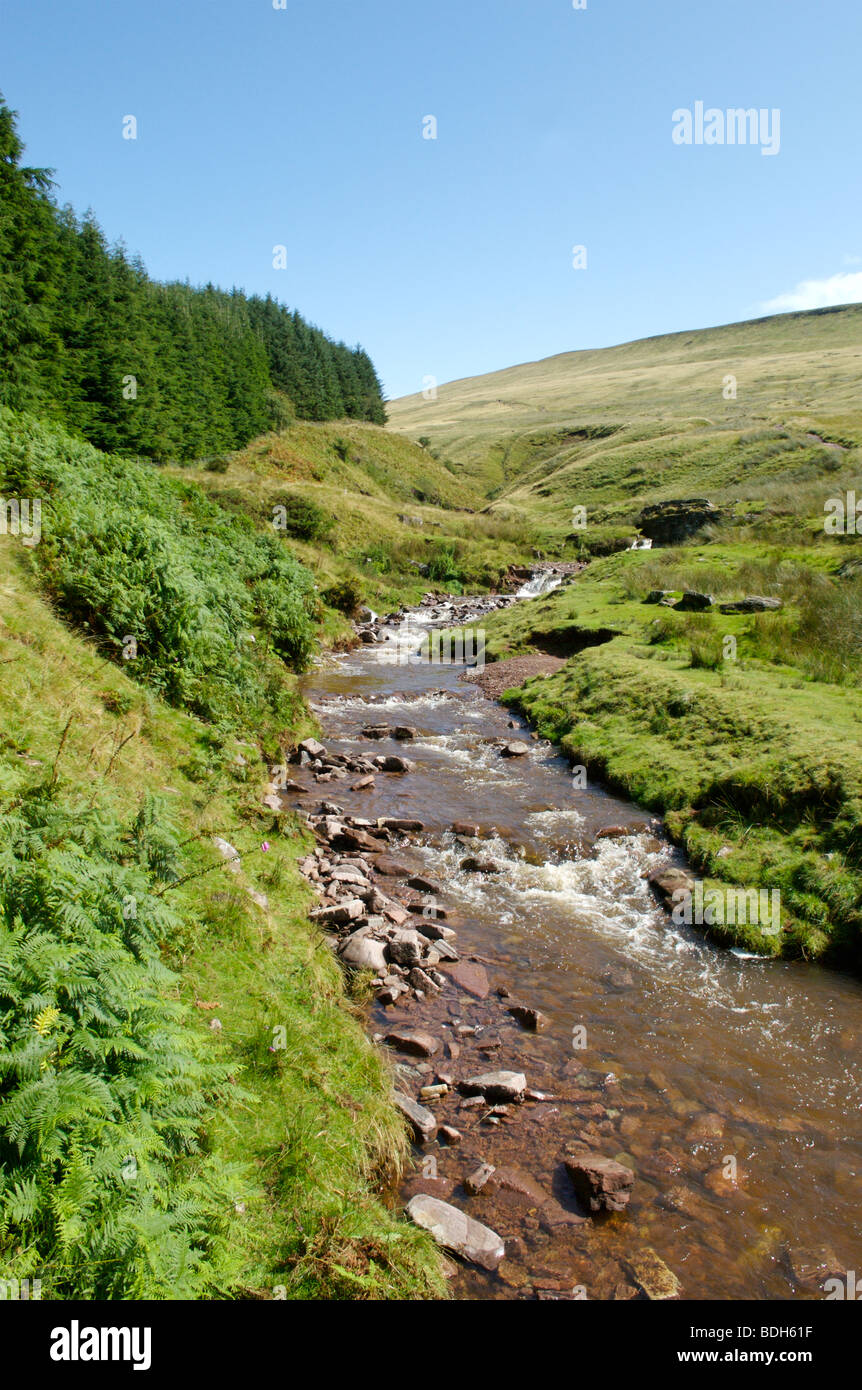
<box><xmin>322</xmin><ymin>576</ymin><xmax>365</xmax><ymax>616</ymax></box>
<box><xmin>426</xmin><ymin>544</ymin><xmax>463</xmax><ymax>584</ymax></box>
<box><xmin>0</xmin><ymin>410</ymin><xmax>317</xmax><ymax>737</ymax></box>
<box><xmin>0</xmin><ymin>97</ymin><xmax>387</xmax><ymax>461</ymax></box>
<box><xmin>273</xmin><ymin>492</ymin><xmax>335</xmax><ymax>543</ymax></box>
<box><xmin>0</xmin><ymin>785</ymin><xmax>245</xmax><ymax>1298</ymax></box>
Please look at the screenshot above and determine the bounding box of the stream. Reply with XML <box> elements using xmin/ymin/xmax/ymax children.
<box><xmin>301</xmin><ymin>591</ymin><xmax>862</xmax><ymax>1301</ymax></box>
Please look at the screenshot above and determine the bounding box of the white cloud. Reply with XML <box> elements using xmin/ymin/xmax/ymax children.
<box><xmin>761</xmin><ymin>270</ymin><xmax>862</xmax><ymax>313</ymax></box>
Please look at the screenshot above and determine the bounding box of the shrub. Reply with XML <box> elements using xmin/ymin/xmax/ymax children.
<box><xmin>0</xmin><ymin>411</ymin><xmax>319</xmax><ymax>738</ymax></box>
<box><xmin>271</xmin><ymin>492</ymin><xmax>335</xmax><ymax>543</ymax></box>
<box><xmin>323</xmin><ymin>576</ymin><xmax>365</xmax><ymax>616</ymax></box>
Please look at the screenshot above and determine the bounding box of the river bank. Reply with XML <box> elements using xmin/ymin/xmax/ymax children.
<box><xmin>284</xmin><ymin>590</ymin><xmax>862</xmax><ymax>1300</ymax></box>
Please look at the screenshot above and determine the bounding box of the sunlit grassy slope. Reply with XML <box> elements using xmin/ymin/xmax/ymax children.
<box><xmin>388</xmin><ymin>304</ymin><xmax>862</xmax><ymax>494</ymax></box>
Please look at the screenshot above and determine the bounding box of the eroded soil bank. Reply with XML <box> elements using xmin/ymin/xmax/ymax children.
<box><xmin>289</xmin><ymin>594</ymin><xmax>861</xmax><ymax>1301</ymax></box>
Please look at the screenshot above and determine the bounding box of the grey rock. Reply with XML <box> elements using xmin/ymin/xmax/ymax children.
<box><xmin>394</xmin><ymin>1091</ymin><xmax>438</xmax><ymax>1143</ymax></box>
<box><xmin>458</xmin><ymin>1071</ymin><xmax>527</xmax><ymax>1103</ymax></box>
<box><xmin>406</xmin><ymin>1195</ymin><xmax>505</xmax><ymax>1271</ymax></box>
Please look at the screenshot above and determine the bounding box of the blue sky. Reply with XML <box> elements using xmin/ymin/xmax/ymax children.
<box><xmin>3</xmin><ymin>0</ymin><xmax>861</xmax><ymax>400</ymax></box>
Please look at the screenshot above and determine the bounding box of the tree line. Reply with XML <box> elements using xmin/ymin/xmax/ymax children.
<box><xmin>0</xmin><ymin>97</ymin><xmax>386</xmax><ymax>460</ymax></box>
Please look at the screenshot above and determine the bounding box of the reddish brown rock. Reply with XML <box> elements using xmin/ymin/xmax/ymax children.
<box><xmin>385</xmin><ymin>1029</ymin><xmax>440</xmax><ymax>1058</ymax></box>
<box><xmin>507</xmin><ymin>1004</ymin><xmax>547</xmax><ymax>1031</ymax></box>
<box><xmin>443</xmin><ymin>961</ymin><xmax>490</xmax><ymax>999</ymax></box>
<box><xmin>565</xmin><ymin>1154</ymin><xmax>635</xmax><ymax>1214</ymax></box>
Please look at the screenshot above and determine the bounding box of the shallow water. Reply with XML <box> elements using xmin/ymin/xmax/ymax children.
<box><xmin>304</xmin><ymin>615</ymin><xmax>862</xmax><ymax>1301</ymax></box>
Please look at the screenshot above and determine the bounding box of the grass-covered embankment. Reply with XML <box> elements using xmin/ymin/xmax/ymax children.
<box><xmin>0</xmin><ymin>410</ymin><xmax>446</xmax><ymax>1299</ymax></box>
<box><xmin>478</xmin><ymin>545</ymin><xmax>862</xmax><ymax>966</ymax></box>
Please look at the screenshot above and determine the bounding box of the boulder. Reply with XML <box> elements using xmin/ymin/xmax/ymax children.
<box><xmin>674</xmin><ymin>591</ymin><xmax>713</xmax><ymax>611</ymax></box>
<box><xmin>375</xmin><ymin>755</ymin><xmax>415</xmax><ymax>773</ymax></box>
<box><xmin>339</xmin><ymin>932</ymin><xmax>388</xmax><ymax>973</ymax></box>
<box><xmin>637</xmin><ymin>499</ymin><xmax>721</xmax><ymax>545</ymax></box>
<box><xmin>464</xmin><ymin>1163</ymin><xmax>496</xmax><ymax>1195</ymax></box>
<box><xmin>647</xmin><ymin>865</ymin><xmax>696</xmax><ymax>909</ymax></box>
<box><xmin>387</xmin><ymin>928</ymin><xmax>424</xmax><ymax>967</ymax></box>
<box><xmin>565</xmin><ymin>1154</ymin><xmax>635</xmax><ymax>1214</ymax></box>
<box><xmin>408</xmin><ymin>875</ymin><xmax>443</xmax><ymax>894</ymax></box>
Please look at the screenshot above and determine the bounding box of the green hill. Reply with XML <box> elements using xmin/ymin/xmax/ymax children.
<box><xmin>388</xmin><ymin>305</ymin><xmax>862</xmax><ymax>498</ymax></box>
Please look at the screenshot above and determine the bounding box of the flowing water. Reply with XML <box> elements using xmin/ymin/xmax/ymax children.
<box><xmin>304</xmin><ymin>603</ymin><xmax>862</xmax><ymax>1301</ymax></box>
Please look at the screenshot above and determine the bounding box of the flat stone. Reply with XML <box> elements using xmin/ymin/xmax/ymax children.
<box><xmin>719</xmin><ymin>595</ymin><xmax>782</xmax><ymax>613</ymax></box>
<box><xmin>373</xmin><ymin>856</ymin><xmax>413</xmax><ymax>877</ymax></box>
<box><xmin>460</xmin><ymin>857</ymin><xmax>502</xmax><ymax>873</ymax></box>
<box><xmin>501</xmin><ymin>741</ymin><xmax>530</xmax><ymax>758</ymax></box>
<box><xmin>406</xmin><ymin>1194</ymin><xmax>505</xmax><ymax>1271</ymax></box>
<box><xmin>490</xmin><ymin>1167</ymin><xmax>550</xmax><ymax>1205</ymax></box>
<box><xmin>380</xmin><ymin>817</ymin><xmax>424</xmax><ymax>832</ymax></box>
<box><xmin>459</xmin><ymin>1071</ymin><xmax>527</xmax><ymax>1103</ymax></box>
<box><xmin>393</xmin><ymin>1092</ymin><xmax>438</xmax><ymax>1143</ymax></box>
<box><xmin>452</xmin><ymin>821</ymin><xmax>480</xmax><ymax>836</ymax></box>
<box><xmin>443</xmin><ymin>961</ymin><xmax>490</xmax><ymax>999</ymax></box>
<box><xmin>408</xmin><ymin>875</ymin><xmax>443</xmax><ymax>895</ymax></box>
<box><xmin>385</xmin><ymin>1029</ymin><xmax>440</xmax><ymax>1058</ymax></box>
<box><xmin>686</xmin><ymin>1111</ymin><xmax>725</xmax><ymax>1141</ymax></box>
<box><xmin>311</xmin><ymin>898</ymin><xmax>365</xmax><ymax>927</ymax></box>
<box><xmin>402</xmin><ymin>1175</ymin><xmax>455</xmax><ymax>1202</ymax></box>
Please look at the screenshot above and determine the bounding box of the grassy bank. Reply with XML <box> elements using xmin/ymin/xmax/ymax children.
<box><xmin>0</xmin><ymin>411</ymin><xmax>446</xmax><ymax>1299</ymax></box>
<box><xmin>477</xmin><ymin>546</ymin><xmax>862</xmax><ymax>966</ymax></box>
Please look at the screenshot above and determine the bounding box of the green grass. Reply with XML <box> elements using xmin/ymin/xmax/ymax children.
<box><xmin>477</xmin><ymin>549</ymin><xmax>862</xmax><ymax>964</ymax></box>
<box><xmin>0</xmin><ymin>465</ymin><xmax>446</xmax><ymax>1300</ymax></box>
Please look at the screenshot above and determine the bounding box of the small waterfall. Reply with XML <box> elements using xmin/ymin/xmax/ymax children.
<box><xmin>515</xmin><ymin>569</ymin><xmax>564</xmax><ymax>599</ymax></box>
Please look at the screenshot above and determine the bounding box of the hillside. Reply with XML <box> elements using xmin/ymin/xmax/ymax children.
<box><xmin>387</xmin><ymin>306</ymin><xmax>862</xmax><ymax>514</ymax></box>
<box><xmin>415</xmin><ymin>308</ymin><xmax>862</xmax><ymax>966</ymax></box>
